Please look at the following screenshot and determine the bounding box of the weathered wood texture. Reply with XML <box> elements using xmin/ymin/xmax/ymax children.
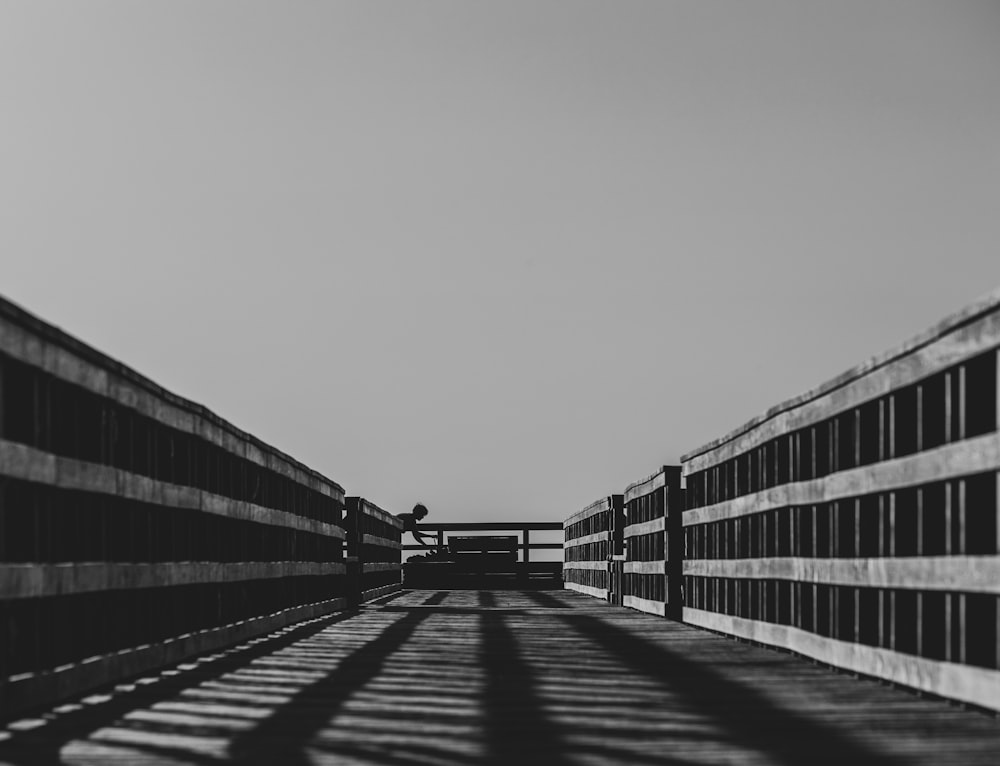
<box><xmin>682</xmin><ymin>291</ymin><xmax>1000</xmax><ymax>711</ymax></box>
<box><xmin>0</xmin><ymin>441</ymin><xmax>345</xmax><ymax>538</ymax></box>
<box><xmin>0</xmin><ymin>295</ymin><xmax>349</xmax><ymax>719</ymax></box>
<box><xmin>563</xmin><ymin>495</ymin><xmax>623</xmax><ymax>600</ymax></box>
<box><xmin>344</xmin><ymin>497</ymin><xmax>403</xmax><ymax>603</ymax></box>
<box><xmin>622</xmin><ymin>466</ymin><xmax>684</xmax><ymax>618</ymax></box>
<box><xmin>0</xmin><ymin>297</ymin><xmax>345</xmax><ymax>499</ymax></box>
<box><xmin>2</xmin><ymin>590</ymin><xmax>997</xmax><ymax>765</ymax></box>
<box><xmin>0</xmin><ymin>562</ymin><xmax>347</xmax><ymax>599</ymax></box>
<box><xmin>681</xmin><ymin>286</ymin><xmax>1000</xmax><ymax>469</ymax></box>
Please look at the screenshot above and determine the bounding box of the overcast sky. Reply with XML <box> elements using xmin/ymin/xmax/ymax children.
<box><xmin>2</xmin><ymin>2</ymin><xmax>999</xmax><ymax>522</ymax></box>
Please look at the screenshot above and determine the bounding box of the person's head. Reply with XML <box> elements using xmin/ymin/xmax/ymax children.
<box><xmin>412</xmin><ymin>503</ymin><xmax>428</xmax><ymax>520</ymax></box>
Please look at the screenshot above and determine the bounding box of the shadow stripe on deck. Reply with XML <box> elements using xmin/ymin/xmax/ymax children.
<box><xmin>1</xmin><ymin>589</ymin><xmax>998</xmax><ymax>765</ymax></box>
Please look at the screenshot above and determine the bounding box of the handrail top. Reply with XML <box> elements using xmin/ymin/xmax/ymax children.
<box><xmin>681</xmin><ymin>285</ymin><xmax>1000</xmax><ymax>465</ymax></box>
<box><xmin>564</xmin><ymin>496</ymin><xmax>618</xmax><ymax>527</ymax></box>
<box><xmin>347</xmin><ymin>496</ymin><xmax>402</xmax><ymax>528</ymax></box>
<box><xmin>624</xmin><ymin>466</ymin><xmax>681</xmax><ymax>504</ymax></box>
<box><xmin>625</xmin><ymin>468</ymin><xmax>665</xmax><ymax>502</ymax></box>
<box><xmin>0</xmin><ymin>293</ymin><xmax>345</xmax><ymax>497</ymax></box>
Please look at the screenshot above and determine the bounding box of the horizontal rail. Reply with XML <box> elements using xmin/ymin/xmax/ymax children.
<box><xmin>0</xmin><ymin>299</ymin><xmax>343</xmax><ymax>498</ymax></box>
<box><xmin>564</xmin><ymin>582</ymin><xmax>607</xmax><ymax>599</ymax></box>
<box><xmin>683</xmin><ymin>556</ymin><xmax>1000</xmax><ymax>593</ymax></box>
<box><xmin>363</xmin><ymin>534</ymin><xmax>403</xmax><ymax>550</ymax></box>
<box><xmin>362</xmin><ymin>562</ymin><xmax>403</xmax><ymax>574</ymax></box>
<box><xmin>0</xmin><ymin>440</ymin><xmax>345</xmax><ymax>539</ymax></box>
<box><xmin>624</xmin><ymin>469</ymin><xmax>666</xmax><ymax>504</ymax></box>
<box><xmin>564</xmin><ymin>500</ymin><xmax>610</xmax><ymax>527</ymax></box>
<box><xmin>563</xmin><ymin>560</ymin><xmax>608</xmax><ymax>570</ymax></box>
<box><xmin>623</xmin><ymin>518</ymin><xmax>664</xmax><ymax>538</ymax></box>
<box><xmin>682</xmin><ymin>287</ymin><xmax>1000</xmax><ymax>469</ymax></box>
<box><xmin>683</xmin><ymin>606</ymin><xmax>1000</xmax><ymax>712</ymax></box>
<box><xmin>563</xmin><ymin>531</ymin><xmax>609</xmax><ymax>548</ymax></box>
<box><xmin>0</xmin><ymin>562</ymin><xmax>346</xmax><ymax>599</ymax></box>
<box><xmin>624</xmin><ymin>561</ymin><xmax>665</xmax><ymax>575</ymax></box>
<box><xmin>402</xmin><ymin>542</ymin><xmax>561</xmax><ymax>551</ymax></box>
<box><xmin>417</xmin><ymin>522</ymin><xmax>563</xmax><ymax>531</ymax></box>
<box><xmin>682</xmin><ymin>431</ymin><xmax>1000</xmax><ymax>527</ymax></box>
<box><xmin>361</xmin><ymin>582</ymin><xmax>403</xmax><ymax>602</ymax></box>
<box><xmin>349</xmin><ymin>498</ymin><xmax>402</xmax><ymax>529</ymax></box>
<box><xmin>623</xmin><ymin>595</ymin><xmax>666</xmax><ymax>617</ymax></box>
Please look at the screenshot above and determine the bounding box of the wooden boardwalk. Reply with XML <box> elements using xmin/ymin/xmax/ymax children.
<box><xmin>1</xmin><ymin>590</ymin><xmax>997</xmax><ymax>765</ymax></box>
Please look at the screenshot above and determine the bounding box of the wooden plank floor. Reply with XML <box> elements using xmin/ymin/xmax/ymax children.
<box><xmin>1</xmin><ymin>589</ymin><xmax>998</xmax><ymax>765</ymax></box>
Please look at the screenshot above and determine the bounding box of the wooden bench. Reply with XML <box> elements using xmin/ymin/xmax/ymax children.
<box><xmin>448</xmin><ymin>535</ymin><xmax>518</xmax><ymax>572</ymax></box>
<box><xmin>403</xmin><ymin>529</ymin><xmax>561</xmax><ymax>589</ymax></box>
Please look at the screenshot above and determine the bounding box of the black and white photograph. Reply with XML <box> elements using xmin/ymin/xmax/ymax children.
<box><xmin>1</xmin><ymin>1</ymin><xmax>998</xmax><ymax>763</ymax></box>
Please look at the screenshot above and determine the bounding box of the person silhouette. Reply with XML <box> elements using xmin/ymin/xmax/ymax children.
<box><xmin>396</xmin><ymin>503</ymin><xmax>447</xmax><ymax>558</ymax></box>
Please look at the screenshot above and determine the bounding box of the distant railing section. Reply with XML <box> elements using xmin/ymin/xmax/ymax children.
<box><xmin>563</xmin><ymin>496</ymin><xmax>622</xmax><ymax>599</ymax></box>
<box><xmin>345</xmin><ymin>497</ymin><xmax>403</xmax><ymax>602</ymax></box>
<box><xmin>404</xmin><ymin>521</ymin><xmax>563</xmax><ymax>563</ymax></box>
<box><xmin>0</xmin><ymin>296</ymin><xmax>348</xmax><ymax>718</ymax></box>
<box><xmin>623</xmin><ymin>466</ymin><xmax>683</xmax><ymax>619</ymax></box>
<box><xmin>562</xmin><ymin>288</ymin><xmax>1000</xmax><ymax>712</ymax></box>
<box><xmin>402</xmin><ymin>522</ymin><xmax>562</xmax><ymax>588</ymax></box>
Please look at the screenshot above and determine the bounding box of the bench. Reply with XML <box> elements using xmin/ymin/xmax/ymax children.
<box><xmin>403</xmin><ymin>533</ymin><xmax>560</xmax><ymax>588</ymax></box>
<box><xmin>448</xmin><ymin>535</ymin><xmax>518</xmax><ymax>572</ymax></box>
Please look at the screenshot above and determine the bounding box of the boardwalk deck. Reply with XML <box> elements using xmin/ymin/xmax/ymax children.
<box><xmin>1</xmin><ymin>590</ymin><xmax>997</xmax><ymax>765</ymax></box>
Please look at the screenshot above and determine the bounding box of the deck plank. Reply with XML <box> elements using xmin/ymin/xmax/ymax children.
<box><xmin>1</xmin><ymin>589</ymin><xmax>997</xmax><ymax>765</ymax></box>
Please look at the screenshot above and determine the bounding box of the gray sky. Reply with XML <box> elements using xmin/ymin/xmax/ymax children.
<box><xmin>3</xmin><ymin>2</ymin><xmax>999</xmax><ymax>522</ymax></box>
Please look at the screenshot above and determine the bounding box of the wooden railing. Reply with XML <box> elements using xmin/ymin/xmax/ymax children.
<box><xmin>622</xmin><ymin>466</ymin><xmax>683</xmax><ymax>618</ymax></box>
<box><xmin>681</xmin><ymin>290</ymin><xmax>1000</xmax><ymax>711</ymax></box>
<box><xmin>7</xmin><ymin>283</ymin><xmax>1000</xmax><ymax>716</ymax></box>
<box><xmin>0</xmin><ymin>295</ymin><xmax>348</xmax><ymax>717</ymax></box>
<box><xmin>562</xmin><ymin>288</ymin><xmax>1000</xmax><ymax>712</ymax></box>
<box><xmin>345</xmin><ymin>497</ymin><xmax>403</xmax><ymax>603</ymax></box>
<box><xmin>563</xmin><ymin>496</ymin><xmax>622</xmax><ymax>599</ymax></box>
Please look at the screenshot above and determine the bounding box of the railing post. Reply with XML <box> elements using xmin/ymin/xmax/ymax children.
<box><xmin>610</xmin><ymin>494</ymin><xmax>625</xmax><ymax>556</ymax></box>
<box><xmin>346</xmin><ymin>497</ymin><xmax>403</xmax><ymax>602</ymax></box>
<box><xmin>345</xmin><ymin>556</ymin><xmax>361</xmax><ymax>608</ymax></box>
<box><xmin>609</xmin><ymin>495</ymin><xmax>625</xmax><ymax>606</ymax></box>
<box><xmin>664</xmin><ymin>465</ymin><xmax>684</xmax><ymax>620</ymax></box>
<box><xmin>344</xmin><ymin>497</ymin><xmax>361</xmax><ymax>558</ymax></box>
<box><xmin>343</xmin><ymin>498</ymin><xmax>362</xmax><ymax>606</ymax></box>
<box><xmin>609</xmin><ymin>554</ymin><xmax>625</xmax><ymax>606</ymax></box>
<box><xmin>518</xmin><ymin>527</ymin><xmax>531</xmax><ymax>585</ymax></box>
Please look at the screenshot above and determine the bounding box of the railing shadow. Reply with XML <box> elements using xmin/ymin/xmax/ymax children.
<box><xmin>228</xmin><ymin>609</ymin><xmax>434</xmax><ymax>764</ymax></box>
<box><xmin>0</xmin><ymin>609</ymin><xmax>360</xmax><ymax>765</ymax></box>
<box><xmin>479</xmin><ymin>608</ymin><xmax>569</xmax><ymax>765</ymax></box>
<box><xmin>2</xmin><ymin>590</ymin><xmax>983</xmax><ymax>765</ymax></box>
<box><xmin>556</xmin><ymin>611</ymin><xmax>908</xmax><ymax>766</ymax></box>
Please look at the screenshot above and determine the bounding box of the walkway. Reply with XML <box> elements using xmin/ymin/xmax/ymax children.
<box><xmin>1</xmin><ymin>590</ymin><xmax>997</xmax><ymax>765</ymax></box>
